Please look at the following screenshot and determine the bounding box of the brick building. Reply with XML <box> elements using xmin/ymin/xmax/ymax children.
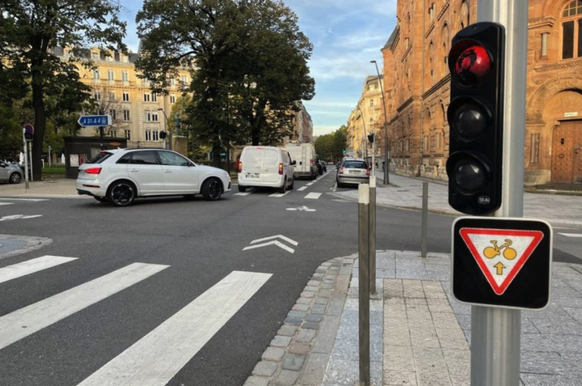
<box><xmin>381</xmin><ymin>0</ymin><xmax>582</xmax><ymax>185</ymax></box>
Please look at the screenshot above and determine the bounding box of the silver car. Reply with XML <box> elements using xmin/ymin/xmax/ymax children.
<box><xmin>336</xmin><ymin>158</ymin><xmax>369</xmax><ymax>188</ymax></box>
<box><xmin>0</xmin><ymin>161</ymin><xmax>23</xmax><ymax>184</ymax></box>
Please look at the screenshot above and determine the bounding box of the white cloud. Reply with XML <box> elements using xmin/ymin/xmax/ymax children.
<box><xmin>313</xmin><ymin>124</ymin><xmax>344</xmax><ymax>136</ymax></box>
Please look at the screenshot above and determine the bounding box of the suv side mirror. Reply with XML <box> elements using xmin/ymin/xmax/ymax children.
<box><xmin>291</xmin><ymin>160</ymin><xmax>296</xmax><ymax>166</ymax></box>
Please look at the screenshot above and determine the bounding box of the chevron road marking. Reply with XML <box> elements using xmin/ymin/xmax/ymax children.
<box><xmin>248</xmin><ymin>234</ymin><xmax>298</xmax><ymax>246</ymax></box>
<box><xmin>0</xmin><ymin>262</ymin><xmax>169</xmax><ymax>350</ymax></box>
<box><xmin>243</xmin><ymin>240</ymin><xmax>295</xmax><ymax>253</ymax></box>
<box><xmin>0</xmin><ymin>255</ymin><xmax>77</xmax><ymax>285</ymax></box>
<box><xmin>77</xmin><ymin>271</ymin><xmax>271</xmax><ymax>386</ymax></box>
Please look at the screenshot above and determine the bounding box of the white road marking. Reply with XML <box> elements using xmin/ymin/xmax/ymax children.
<box><xmin>286</xmin><ymin>206</ymin><xmax>316</xmax><ymax>212</ymax></box>
<box><xmin>234</xmin><ymin>192</ymin><xmax>251</xmax><ymax>196</ymax></box>
<box><xmin>243</xmin><ymin>240</ymin><xmax>295</xmax><ymax>253</ymax></box>
<box><xmin>0</xmin><ymin>198</ymin><xmax>48</xmax><ymax>202</ymax></box>
<box><xmin>306</xmin><ymin>182</ymin><xmax>314</xmax><ymax>186</ymax></box>
<box><xmin>0</xmin><ymin>262</ymin><xmax>169</xmax><ymax>350</ymax></box>
<box><xmin>269</xmin><ymin>191</ymin><xmax>290</xmax><ymax>198</ymax></box>
<box><xmin>297</xmin><ymin>186</ymin><xmax>307</xmax><ymax>191</ymax></box>
<box><xmin>558</xmin><ymin>233</ymin><xmax>582</xmax><ymax>238</ymax></box>
<box><xmin>305</xmin><ymin>193</ymin><xmax>322</xmax><ymax>199</ymax></box>
<box><xmin>0</xmin><ymin>203</ymin><xmax>13</xmax><ymax>206</ymax></box>
<box><xmin>0</xmin><ymin>214</ymin><xmax>43</xmax><ymax>221</ymax></box>
<box><xmin>77</xmin><ymin>271</ymin><xmax>271</xmax><ymax>386</ymax></box>
<box><xmin>249</xmin><ymin>234</ymin><xmax>298</xmax><ymax>246</ymax></box>
<box><xmin>0</xmin><ymin>255</ymin><xmax>77</xmax><ymax>285</ymax></box>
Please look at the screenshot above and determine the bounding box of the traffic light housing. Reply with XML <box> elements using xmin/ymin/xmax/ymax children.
<box><xmin>24</xmin><ymin>131</ymin><xmax>33</xmax><ymax>141</ymax></box>
<box><xmin>446</xmin><ymin>22</ymin><xmax>505</xmax><ymax>215</ymax></box>
<box><xmin>160</xmin><ymin>131</ymin><xmax>167</xmax><ymax>139</ymax></box>
<box><xmin>367</xmin><ymin>133</ymin><xmax>375</xmax><ymax>143</ymax></box>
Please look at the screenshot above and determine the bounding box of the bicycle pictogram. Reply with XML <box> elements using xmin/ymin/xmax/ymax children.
<box><xmin>483</xmin><ymin>239</ymin><xmax>517</xmax><ymax>260</ymax></box>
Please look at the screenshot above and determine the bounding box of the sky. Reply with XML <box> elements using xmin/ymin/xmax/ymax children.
<box><xmin>120</xmin><ymin>0</ymin><xmax>398</xmax><ymax>136</ymax></box>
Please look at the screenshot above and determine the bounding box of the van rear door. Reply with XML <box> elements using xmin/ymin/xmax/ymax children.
<box><xmin>241</xmin><ymin>147</ymin><xmax>280</xmax><ymax>183</ymax></box>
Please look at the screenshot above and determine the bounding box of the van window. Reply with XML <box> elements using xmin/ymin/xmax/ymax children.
<box><xmin>263</xmin><ymin>149</ymin><xmax>278</xmax><ymax>165</ymax></box>
<box><xmin>241</xmin><ymin>148</ymin><xmax>279</xmax><ymax>167</ymax></box>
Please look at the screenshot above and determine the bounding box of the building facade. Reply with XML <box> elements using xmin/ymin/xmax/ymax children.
<box><xmin>381</xmin><ymin>0</ymin><xmax>582</xmax><ymax>186</ymax></box>
<box><xmin>346</xmin><ymin>75</ymin><xmax>383</xmax><ymax>158</ymax></box>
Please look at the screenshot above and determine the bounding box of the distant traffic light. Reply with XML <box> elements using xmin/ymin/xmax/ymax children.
<box><xmin>160</xmin><ymin>131</ymin><xmax>167</xmax><ymax>139</ymax></box>
<box><xmin>367</xmin><ymin>133</ymin><xmax>375</xmax><ymax>143</ymax></box>
<box><xmin>446</xmin><ymin>22</ymin><xmax>505</xmax><ymax>215</ymax></box>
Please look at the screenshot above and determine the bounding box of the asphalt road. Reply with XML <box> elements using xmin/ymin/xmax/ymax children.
<box><xmin>0</xmin><ymin>170</ymin><xmax>580</xmax><ymax>385</ymax></box>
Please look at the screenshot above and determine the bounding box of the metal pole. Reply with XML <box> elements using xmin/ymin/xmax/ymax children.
<box><xmin>421</xmin><ymin>182</ymin><xmax>428</xmax><ymax>258</ymax></box>
<box><xmin>369</xmin><ymin>176</ymin><xmax>377</xmax><ymax>295</ymax></box>
<box><xmin>29</xmin><ymin>144</ymin><xmax>33</xmax><ymax>182</ymax></box>
<box><xmin>358</xmin><ymin>183</ymin><xmax>370</xmax><ymax>386</ymax></box>
<box><xmin>48</xmin><ymin>146</ymin><xmax>52</xmax><ymax>167</ymax></box>
<box><xmin>23</xmin><ymin>132</ymin><xmax>29</xmax><ymax>190</ymax></box>
<box><xmin>371</xmin><ymin>61</ymin><xmax>389</xmax><ymax>185</ymax></box>
<box><xmin>471</xmin><ymin>1</ymin><xmax>528</xmax><ymax>385</ymax></box>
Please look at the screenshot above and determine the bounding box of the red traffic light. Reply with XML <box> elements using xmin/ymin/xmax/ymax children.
<box><xmin>451</xmin><ymin>42</ymin><xmax>492</xmax><ymax>87</ymax></box>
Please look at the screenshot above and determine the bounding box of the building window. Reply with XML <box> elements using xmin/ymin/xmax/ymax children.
<box><xmin>145</xmin><ymin>130</ymin><xmax>152</xmax><ymax>141</ymax></box>
<box><xmin>125</xmin><ymin>129</ymin><xmax>131</xmax><ymax>140</ymax></box>
<box><xmin>92</xmin><ymin>52</ymin><xmax>99</xmax><ymax>61</ymax></box>
<box><xmin>436</xmin><ymin>132</ymin><xmax>442</xmax><ymax>151</ymax></box>
<box><xmin>94</xmin><ymin>90</ymin><xmax>101</xmax><ymax>101</ymax></box>
<box><xmin>144</xmin><ymin>93</ymin><xmax>151</xmax><ymax>102</ymax></box>
<box><xmin>151</xmin><ymin>93</ymin><xmax>157</xmax><ymax>102</ymax></box>
<box><xmin>93</xmin><ymin>69</ymin><xmax>100</xmax><ymax>80</ymax></box>
<box><xmin>122</xmin><ymin>91</ymin><xmax>129</xmax><ymax>102</ymax></box>
<box><xmin>561</xmin><ymin>1</ymin><xmax>582</xmax><ymax>60</ymax></box>
<box><xmin>423</xmin><ymin>135</ymin><xmax>429</xmax><ymax>152</ymax></box>
<box><xmin>110</xmin><ymin>109</ymin><xmax>116</xmax><ymax>120</ymax></box>
<box><xmin>123</xmin><ymin>110</ymin><xmax>130</xmax><ymax>121</ymax></box>
<box><xmin>107</xmin><ymin>69</ymin><xmax>114</xmax><ymax>83</ymax></box>
<box><xmin>145</xmin><ymin>110</ymin><xmax>152</xmax><ymax>122</ymax></box>
<box><xmin>170</xmin><ymin>77</ymin><xmax>175</xmax><ymax>87</ymax></box>
<box><xmin>152</xmin><ymin>112</ymin><xmax>159</xmax><ymax>122</ymax></box>
<box><xmin>122</xmin><ymin>71</ymin><xmax>129</xmax><ymax>83</ymax></box>
<box><xmin>170</xmin><ymin>95</ymin><xmax>176</xmax><ymax>104</ymax></box>
<box><xmin>370</xmin><ymin>99</ymin><xmax>374</xmax><ymax>107</ymax></box>
<box><xmin>108</xmin><ymin>91</ymin><xmax>115</xmax><ymax>101</ymax></box>
<box><xmin>460</xmin><ymin>0</ymin><xmax>470</xmax><ymax>29</ymax></box>
<box><xmin>530</xmin><ymin>133</ymin><xmax>540</xmax><ymax>164</ymax></box>
<box><xmin>153</xmin><ymin>130</ymin><xmax>159</xmax><ymax>141</ymax></box>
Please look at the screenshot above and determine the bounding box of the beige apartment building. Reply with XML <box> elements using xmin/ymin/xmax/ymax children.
<box><xmin>347</xmin><ymin>75</ymin><xmax>383</xmax><ymax>158</ymax></box>
<box><xmin>380</xmin><ymin>0</ymin><xmax>582</xmax><ymax>186</ymax></box>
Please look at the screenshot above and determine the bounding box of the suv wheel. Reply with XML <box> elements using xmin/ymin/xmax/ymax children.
<box><xmin>238</xmin><ymin>185</ymin><xmax>247</xmax><ymax>193</ymax></box>
<box><xmin>202</xmin><ymin>178</ymin><xmax>222</xmax><ymax>201</ymax></box>
<box><xmin>9</xmin><ymin>172</ymin><xmax>22</xmax><ymax>184</ymax></box>
<box><xmin>108</xmin><ymin>181</ymin><xmax>136</xmax><ymax>207</ymax></box>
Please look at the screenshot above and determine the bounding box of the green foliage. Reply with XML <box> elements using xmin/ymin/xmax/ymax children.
<box><xmin>136</xmin><ymin>0</ymin><xmax>315</xmax><ymax>162</ymax></box>
<box><xmin>315</xmin><ymin>125</ymin><xmax>348</xmax><ymax>162</ymax></box>
<box><xmin>0</xmin><ymin>0</ymin><xmax>127</xmax><ymax>179</ymax></box>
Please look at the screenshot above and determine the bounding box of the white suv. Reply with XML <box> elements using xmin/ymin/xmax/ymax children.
<box><xmin>76</xmin><ymin>149</ymin><xmax>231</xmax><ymax>206</ymax></box>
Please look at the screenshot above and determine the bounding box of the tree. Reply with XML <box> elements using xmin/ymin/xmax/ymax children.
<box><xmin>314</xmin><ymin>125</ymin><xmax>348</xmax><ymax>162</ymax></box>
<box><xmin>136</xmin><ymin>0</ymin><xmax>314</xmax><ymax>165</ymax></box>
<box><xmin>0</xmin><ymin>1</ymin><xmax>126</xmax><ymax>180</ymax></box>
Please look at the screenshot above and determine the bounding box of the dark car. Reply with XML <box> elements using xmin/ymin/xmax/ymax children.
<box><xmin>319</xmin><ymin>160</ymin><xmax>327</xmax><ymax>173</ymax></box>
<box><xmin>336</xmin><ymin>158</ymin><xmax>369</xmax><ymax>188</ymax></box>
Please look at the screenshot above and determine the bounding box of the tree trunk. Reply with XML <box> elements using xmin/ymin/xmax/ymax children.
<box><xmin>31</xmin><ymin>67</ymin><xmax>45</xmax><ymax>182</ymax></box>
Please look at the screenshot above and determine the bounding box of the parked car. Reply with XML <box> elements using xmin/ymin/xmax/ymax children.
<box><xmin>336</xmin><ymin>158</ymin><xmax>370</xmax><ymax>188</ymax></box>
<box><xmin>76</xmin><ymin>148</ymin><xmax>231</xmax><ymax>206</ymax></box>
<box><xmin>0</xmin><ymin>161</ymin><xmax>23</xmax><ymax>184</ymax></box>
<box><xmin>284</xmin><ymin>143</ymin><xmax>318</xmax><ymax>180</ymax></box>
<box><xmin>237</xmin><ymin>146</ymin><xmax>296</xmax><ymax>193</ymax></box>
<box><xmin>319</xmin><ymin>160</ymin><xmax>327</xmax><ymax>173</ymax></box>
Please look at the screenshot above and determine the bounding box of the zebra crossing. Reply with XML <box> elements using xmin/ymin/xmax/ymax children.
<box><xmin>0</xmin><ymin>255</ymin><xmax>272</xmax><ymax>385</ymax></box>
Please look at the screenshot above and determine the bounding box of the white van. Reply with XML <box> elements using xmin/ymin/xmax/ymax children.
<box><xmin>237</xmin><ymin>146</ymin><xmax>296</xmax><ymax>193</ymax></box>
<box><xmin>284</xmin><ymin>143</ymin><xmax>318</xmax><ymax>180</ymax></box>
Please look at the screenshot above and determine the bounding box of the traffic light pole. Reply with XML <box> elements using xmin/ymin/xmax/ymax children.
<box><xmin>471</xmin><ymin>1</ymin><xmax>528</xmax><ymax>386</ymax></box>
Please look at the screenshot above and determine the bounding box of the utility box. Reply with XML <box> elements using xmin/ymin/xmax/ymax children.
<box><xmin>63</xmin><ymin>137</ymin><xmax>127</xmax><ymax>179</ymax></box>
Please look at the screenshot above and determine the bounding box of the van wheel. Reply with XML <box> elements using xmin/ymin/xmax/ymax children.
<box><xmin>238</xmin><ymin>185</ymin><xmax>247</xmax><ymax>193</ymax></box>
<box><xmin>202</xmin><ymin>178</ymin><xmax>222</xmax><ymax>201</ymax></box>
<box><xmin>278</xmin><ymin>179</ymin><xmax>287</xmax><ymax>193</ymax></box>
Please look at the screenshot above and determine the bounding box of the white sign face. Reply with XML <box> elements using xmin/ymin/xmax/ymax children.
<box><xmin>564</xmin><ymin>112</ymin><xmax>579</xmax><ymax>117</ymax></box>
<box><xmin>459</xmin><ymin>228</ymin><xmax>544</xmax><ymax>295</ymax></box>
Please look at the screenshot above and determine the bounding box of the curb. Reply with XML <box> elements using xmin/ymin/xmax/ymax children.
<box><xmin>243</xmin><ymin>254</ymin><xmax>356</xmax><ymax>386</ymax></box>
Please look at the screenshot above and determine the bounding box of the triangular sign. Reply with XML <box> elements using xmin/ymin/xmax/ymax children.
<box><xmin>459</xmin><ymin>228</ymin><xmax>544</xmax><ymax>295</ymax></box>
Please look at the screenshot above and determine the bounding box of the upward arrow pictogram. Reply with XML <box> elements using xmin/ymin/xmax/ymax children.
<box><xmin>459</xmin><ymin>228</ymin><xmax>544</xmax><ymax>295</ymax></box>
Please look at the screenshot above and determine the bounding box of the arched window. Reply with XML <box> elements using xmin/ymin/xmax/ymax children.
<box><xmin>561</xmin><ymin>0</ymin><xmax>582</xmax><ymax>59</ymax></box>
<box><xmin>460</xmin><ymin>1</ymin><xmax>470</xmax><ymax>29</ymax></box>
<box><xmin>429</xmin><ymin>41</ymin><xmax>435</xmax><ymax>83</ymax></box>
<box><xmin>442</xmin><ymin>23</ymin><xmax>450</xmax><ymax>71</ymax></box>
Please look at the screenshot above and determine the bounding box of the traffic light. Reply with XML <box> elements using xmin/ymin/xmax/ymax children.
<box><xmin>446</xmin><ymin>22</ymin><xmax>505</xmax><ymax>215</ymax></box>
<box><xmin>24</xmin><ymin>131</ymin><xmax>33</xmax><ymax>141</ymax></box>
<box><xmin>160</xmin><ymin>131</ymin><xmax>167</xmax><ymax>139</ymax></box>
<box><xmin>367</xmin><ymin>133</ymin><xmax>375</xmax><ymax>143</ymax></box>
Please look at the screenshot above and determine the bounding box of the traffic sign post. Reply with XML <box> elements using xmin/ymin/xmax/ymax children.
<box><xmin>452</xmin><ymin>217</ymin><xmax>552</xmax><ymax>309</ymax></box>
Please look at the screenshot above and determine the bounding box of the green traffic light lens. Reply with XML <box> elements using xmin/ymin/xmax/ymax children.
<box><xmin>452</xmin><ymin>102</ymin><xmax>488</xmax><ymax>141</ymax></box>
<box><xmin>453</xmin><ymin>158</ymin><xmax>487</xmax><ymax>194</ymax></box>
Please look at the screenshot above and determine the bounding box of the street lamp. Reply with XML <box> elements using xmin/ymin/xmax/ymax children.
<box><xmin>157</xmin><ymin>108</ymin><xmax>171</xmax><ymax>150</ymax></box>
<box><xmin>370</xmin><ymin>60</ymin><xmax>389</xmax><ymax>185</ymax></box>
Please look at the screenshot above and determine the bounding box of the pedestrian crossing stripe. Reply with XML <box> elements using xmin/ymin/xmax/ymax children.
<box><xmin>77</xmin><ymin>271</ymin><xmax>271</xmax><ymax>386</ymax></box>
<box><xmin>0</xmin><ymin>255</ymin><xmax>77</xmax><ymax>284</ymax></box>
<box><xmin>558</xmin><ymin>233</ymin><xmax>582</xmax><ymax>238</ymax></box>
<box><xmin>0</xmin><ymin>262</ymin><xmax>169</xmax><ymax>350</ymax></box>
<box><xmin>305</xmin><ymin>192</ymin><xmax>321</xmax><ymax>199</ymax></box>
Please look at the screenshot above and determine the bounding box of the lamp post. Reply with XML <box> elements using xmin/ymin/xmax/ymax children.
<box><xmin>370</xmin><ymin>60</ymin><xmax>389</xmax><ymax>185</ymax></box>
<box><xmin>157</xmin><ymin>108</ymin><xmax>171</xmax><ymax>150</ymax></box>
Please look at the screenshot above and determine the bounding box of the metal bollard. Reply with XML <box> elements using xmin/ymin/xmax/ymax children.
<box><xmin>358</xmin><ymin>183</ymin><xmax>370</xmax><ymax>386</ymax></box>
<box><xmin>369</xmin><ymin>176</ymin><xmax>377</xmax><ymax>294</ymax></box>
<box><xmin>421</xmin><ymin>182</ymin><xmax>428</xmax><ymax>258</ymax></box>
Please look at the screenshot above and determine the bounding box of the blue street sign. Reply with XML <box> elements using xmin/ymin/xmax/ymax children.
<box><xmin>78</xmin><ymin>115</ymin><xmax>111</xmax><ymax>127</ymax></box>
